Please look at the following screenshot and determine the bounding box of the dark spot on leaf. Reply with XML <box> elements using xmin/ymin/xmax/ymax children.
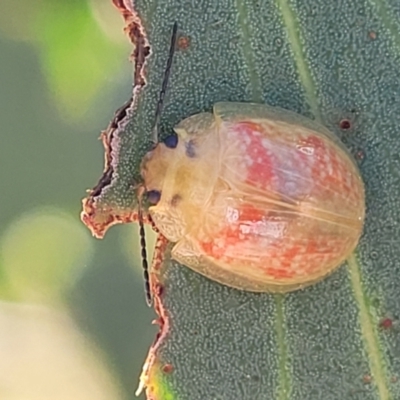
<box><xmin>178</xmin><ymin>34</ymin><xmax>191</xmax><ymax>50</ymax></box>
<box><xmin>370</xmin><ymin>251</ymin><xmax>378</xmax><ymax>259</ymax></box>
<box><xmin>379</xmin><ymin>317</ymin><xmax>393</xmax><ymax>330</ymax></box>
<box><xmin>339</xmin><ymin>119</ymin><xmax>352</xmax><ymax>130</ymax></box>
<box><xmin>162</xmin><ymin>363</ymin><xmax>174</xmax><ymax>374</ymax></box>
<box><xmin>251</xmin><ymin>375</ymin><xmax>260</xmax><ymax>382</ymax></box>
<box><xmin>363</xmin><ymin>374</ymin><xmax>372</xmax><ymax>384</ymax></box>
<box><xmin>371</xmin><ymin>297</ymin><xmax>381</xmax><ymax>309</ymax></box>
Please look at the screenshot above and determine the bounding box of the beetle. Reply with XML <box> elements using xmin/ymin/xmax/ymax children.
<box><xmin>137</xmin><ymin>23</ymin><xmax>365</xmax><ymax>300</ymax></box>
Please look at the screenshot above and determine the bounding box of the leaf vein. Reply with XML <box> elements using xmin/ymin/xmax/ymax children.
<box><xmin>275</xmin><ymin>295</ymin><xmax>292</xmax><ymax>400</ymax></box>
<box><xmin>235</xmin><ymin>0</ymin><xmax>264</xmax><ymax>103</ymax></box>
<box><xmin>275</xmin><ymin>0</ymin><xmax>321</xmax><ymax>121</ymax></box>
<box><xmin>348</xmin><ymin>254</ymin><xmax>391</xmax><ymax>400</ymax></box>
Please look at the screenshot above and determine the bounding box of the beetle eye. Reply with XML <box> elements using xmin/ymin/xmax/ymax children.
<box><xmin>164</xmin><ymin>134</ymin><xmax>178</xmax><ymax>149</ymax></box>
<box><xmin>147</xmin><ymin>190</ymin><xmax>161</xmax><ymax>205</ymax></box>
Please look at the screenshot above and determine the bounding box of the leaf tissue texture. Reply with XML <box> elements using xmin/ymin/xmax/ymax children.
<box><xmin>81</xmin><ymin>0</ymin><xmax>400</xmax><ymax>399</ymax></box>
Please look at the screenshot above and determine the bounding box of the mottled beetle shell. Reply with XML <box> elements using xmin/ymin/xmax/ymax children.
<box><xmin>141</xmin><ymin>102</ymin><xmax>365</xmax><ymax>292</ymax></box>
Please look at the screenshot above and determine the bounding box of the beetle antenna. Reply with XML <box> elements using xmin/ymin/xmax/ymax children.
<box><xmin>138</xmin><ymin>193</ymin><xmax>152</xmax><ymax>306</ymax></box>
<box><xmin>151</xmin><ymin>22</ymin><xmax>178</xmax><ymax>144</ymax></box>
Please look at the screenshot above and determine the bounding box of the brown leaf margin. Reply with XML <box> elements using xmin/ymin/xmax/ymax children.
<box><xmin>80</xmin><ymin>2</ymin><xmax>173</xmax><ymax>397</ymax></box>
<box><xmin>80</xmin><ymin>0</ymin><xmax>150</xmax><ymax>238</ymax></box>
<box><xmin>136</xmin><ymin>237</ymin><xmax>173</xmax><ymax>398</ymax></box>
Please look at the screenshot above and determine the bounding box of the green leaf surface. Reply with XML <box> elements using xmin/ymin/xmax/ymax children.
<box><xmin>82</xmin><ymin>0</ymin><xmax>400</xmax><ymax>399</ymax></box>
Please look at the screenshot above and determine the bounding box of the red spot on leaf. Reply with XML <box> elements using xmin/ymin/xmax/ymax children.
<box><xmin>379</xmin><ymin>317</ymin><xmax>393</xmax><ymax>330</ymax></box>
<box><xmin>339</xmin><ymin>119</ymin><xmax>352</xmax><ymax>130</ymax></box>
<box><xmin>363</xmin><ymin>374</ymin><xmax>372</xmax><ymax>384</ymax></box>
<box><xmin>178</xmin><ymin>35</ymin><xmax>191</xmax><ymax>50</ymax></box>
<box><xmin>162</xmin><ymin>363</ymin><xmax>174</xmax><ymax>374</ymax></box>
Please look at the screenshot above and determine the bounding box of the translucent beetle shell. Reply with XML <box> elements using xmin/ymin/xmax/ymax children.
<box><xmin>141</xmin><ymin>102</ymin><xmax>365</xmax><ymax>292</ymax></box>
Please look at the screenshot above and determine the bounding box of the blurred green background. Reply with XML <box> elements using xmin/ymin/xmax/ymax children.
<box><xmin>0</xmin><ymin>1</ymin><xmax>155</xmax><ymax>398</ymax></box>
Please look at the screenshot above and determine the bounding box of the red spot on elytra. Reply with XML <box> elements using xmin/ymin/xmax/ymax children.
<box><xmin>238</xmin><ymin>203</ymin><xmax>265</xmax><ymax>222</ymax></box>
<box><xmin>234</xmin><ymin>121</ymin><xmax>275</xmax><ymax>188</ymax></box>
<box><xmin>281</xmin><ymin>244</ymin><xmax>301</xmax><ymax>260</ymax></box>
<box><xmin>301</xmin><ymin>134</ymin><xmax>326</xmax><ymax>151</ymax></box>
<box><xmin>200</xmin><ymin>202</ymin><xmax>268</xmax><ymax>259</ymax></box>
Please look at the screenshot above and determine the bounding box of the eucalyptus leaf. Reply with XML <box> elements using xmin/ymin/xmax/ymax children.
<box><xmin>82</xmin><ymin>0</ymin><xmax>400</xmax><ymax>399</ymax></box>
